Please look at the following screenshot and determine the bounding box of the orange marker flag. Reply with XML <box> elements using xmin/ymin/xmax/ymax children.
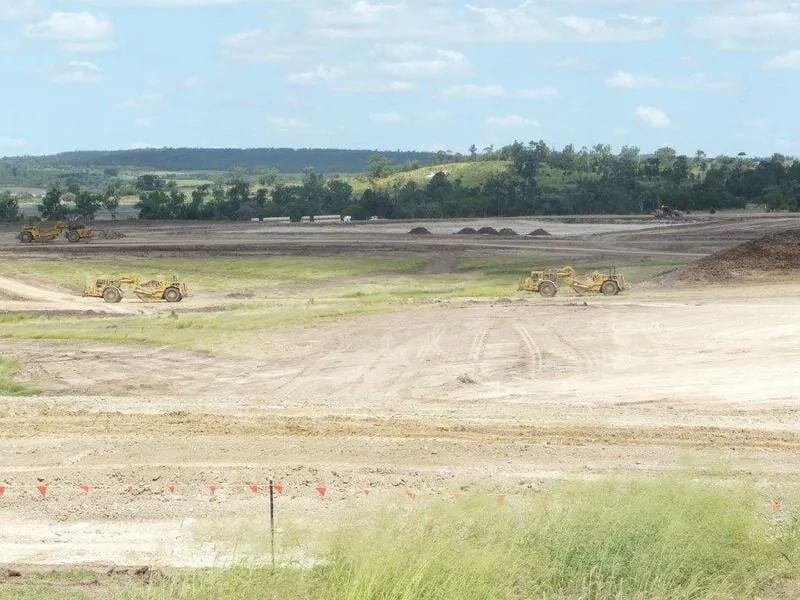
<box><xmin>80</xmin><ymin>484</ymin><xmax>92</xmax><ymax>494</ymax></box>
<box><xmin>167</xmin><ymin>485</ymin><xmax>176</xmax><ymax>494</ymax></box>
<box><xmin>249</xmin><ymin>484</ymin><xmax>260</xmax><ymax>495</ymax></box>
<box><xmin>36</xmin><ymin>485</ymin><xmax>47</xmax><ymax>498</ymax></box>
<box><xmin>363</xmin><ymin>488</ymin><xmax>372</xmax><ymax>496</ymax></box>
<box><xmin>272</xmin><ymin>482</ymin><xmax>285</xmax><ymax>495</ymax></box>
<box><xmin>315</xmin><ymin>485</ymin><xmax>327</xmax><ymax>497</ymax></box>
<box><xmin>769</xmin><ymin>500</ymin><xmax>783</xmax><ymax>514</ymax></box>
<box><xmin>208</xmin><ymin>485</ymin><xmax>218</xmax><ymax>496</ymax></box>
<box><xmin>0</xmin><ymin>485</ymin><xmax>6</xmax><ymax>497</ymax></box>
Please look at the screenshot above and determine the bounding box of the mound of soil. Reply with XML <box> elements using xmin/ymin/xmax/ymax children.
<box><xmin>498</xmin><ymin>228</ymin><xmax>518</xmax><ymax>236</ymax></box>
<box><xmin>94</xmin><ymin>230</ymin><xmax>126</xmax><ymax>240</ymax></box>
<box><xmin>676</xmin><ymin>228</ymin><xmax>800</xmax><ymax>283</ymax></box>
<box><xmin>456</xmin><ymin>227</ymin><xmax>478</xmax><ymax>235</ymax></box>
<box><xmin>408</xmin><ymin>227</ymin><xmax>431</xmax><ymax>235</ymax></box>
<box><xmin>528</xmin><ymin>228</ymin><xmax>551</xmax><ymax>237</ymax></box>
<box><xmin>477</xmin><ymin>227</ymin><xmax>499</xmax><ymax>235</ymax></box>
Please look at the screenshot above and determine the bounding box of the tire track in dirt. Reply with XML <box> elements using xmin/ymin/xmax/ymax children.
<box><xmin>512</xmin><ymin>321</ymin><xmax>542</xmax><ymax>379</ymax></box>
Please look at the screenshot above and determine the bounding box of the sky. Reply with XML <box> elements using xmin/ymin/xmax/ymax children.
<box><xmin>1</xmin><ymin>0</ymin><xmax>799</xmax><ymax>157</ymax></box>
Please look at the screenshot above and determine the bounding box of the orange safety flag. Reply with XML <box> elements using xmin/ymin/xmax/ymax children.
<box><xmin>249</xmin><ymin>484</ymin><xmax>260</xmax><ymax>495</ymax></box>
<box><xmin>80</xmin><ymin>484</ymin><xmax>92</xmax><ymax>493</ymax></box>
<box><xmin>272</xmin><ymin>483</ymin><xmax>285</xmax><ymax>495</ymax></box>
<box><xmin>0</xmin><ymin>485</ymin><xmax>5</xmax><ymax>497</ymax></box>
<box><xmin>167</xmin><ymin>485</ymin><xmax>176</xmax><ymax>494</ymax></box>
<box><xmin>36</xmin><ymin>485</ymin><xmax>47</xmax><ymax>498</ymax></box>
<box><xmin>315</xmin><ymin>485</ymin><xmax>327</xmax><ymax>497</ymax></box>
<box><xmin>208</xmin><ymin>485</ymin><xmax>218</xmax><ymax>496</ymax></box>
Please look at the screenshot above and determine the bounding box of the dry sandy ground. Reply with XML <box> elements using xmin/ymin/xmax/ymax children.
<box><xmin>1</xmin><ymin>216</ymin><xmax>799</xmax><ymax>567</ymax></box>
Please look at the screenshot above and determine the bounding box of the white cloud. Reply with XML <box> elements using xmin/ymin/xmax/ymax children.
<box><xmin>0</xmin><ymin>0</ymin><xmax>40</xmax><ymax>22</ymax></box>
<box><xmin>79</xmin><ymin>0</ymin><xmax>251</xmax><ymax>6</ymax></box>
<box><xmin>689</xmin><ymin>11</ymin><xmax>800</xmax><ymax>49</ymax></box>
<box><xmin>604</xmin><ymin>70</ymin><xmax>661</xmax><ymax>88</ymax></box>
<box><xmin>518</xmin><ymin>86</ymin><xmax>560</xmax><ymax>99</ymax></box>
<box><xmin>487</xmin><ymin>115</ymin><xmax>541</xmax><ymax>127</ymax></box>
<box><xmin>368</xmin><ymin>111</ymin><xmax>402</xmax><ymax>122</ymax></box>
<box><xmin>336</xmin><ymin>80</ymin><xmax>416</xmax><ymax>93</ymax></box>
<box><xmin>634</xmin><ymin>105</ymin><xmax>671</xmax><ymax>128</ymax></box>
<box><xmin>763</xmin><ymin>48</ymin><xmax>800</xmax><ymax>68</ymax></box>
<box><xmin>443</xmin><ymin>84</ymin><xmax>507</xmax><ymax>98</ymax></box>
<box><xmin>465</xmin><ymin>4</ymin><xmax>555</xmax><ymax>43</ymax></box>
<box><xmin>221</xmin><ymin>29</ymin><xmax>300</xmax><ymax>61</ymax></box>
<box><xmin>442</xmin><ymin>84</ymin><xmax>559</xmax><ymax>100</ymax></box>
<box><xmin>52</xmin><ymin>61</ymin><xmax>103</xmax><ymax>85</ymax></box>
<box><xmin>266</xmin><ymin>116</ymin><xmax>308</xmax><ymax>131</ymax></box>
<box><xmin>312</xmin><ymin>2</ymin><xmax>410</xmax><ymax>39</ymax></box>
<box><xmin>381</xmin><ymin>48</ymin><xmax>467</xmax><ymax>79</ymax></box>
<box><xmin>134</xmin><ymin>117</ymin><xmax>151</xmax><ymax>127</ymax></box>
<box><xmin>287</xmin><ymin>64</ymin><xmax>344</xmax><ymax>86</ymax></box>
<box><xmin>26</xmin><ymin>12</ymin><xmax>114</xmax><ymax>52</ymax></box>
<box><xmin>557</xmin><ymin>14</ymin><xmax>666</xmax><ymax>42</ymax></box>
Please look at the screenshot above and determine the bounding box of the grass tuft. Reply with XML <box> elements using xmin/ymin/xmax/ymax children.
<box><xmin>0</xmin><ymin>357</ymin><xmax>39</xmax><ymax>396</ymax></box>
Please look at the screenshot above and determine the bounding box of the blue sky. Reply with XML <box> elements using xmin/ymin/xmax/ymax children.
<box><xmin>1</xmin><ymin>0</ymin><xmax>799</xmax><ymax>157</ymax></box>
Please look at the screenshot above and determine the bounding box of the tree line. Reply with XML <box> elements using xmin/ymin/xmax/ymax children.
<box><xmin>8</xmin><ymin>141</ymin><xmax>800</xmax><ymax>222</ymax></box>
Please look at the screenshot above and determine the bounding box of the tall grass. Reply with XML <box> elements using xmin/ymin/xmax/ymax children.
<box><xmin>0</xmin><ymin>357</ymin><xmax>39</xmax><ymax>396</ymax></box>
<box><xmin>131</xmin><ymin>474</ymin><xmax>799</xmax><ymax>600</ymax></box>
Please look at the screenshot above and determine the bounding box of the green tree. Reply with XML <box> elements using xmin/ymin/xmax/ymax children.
<box><xmin>367</xmin><ymin>155</ymin><xmax>395</xmax><ymax>178</ymax></box>
<box><xmin>102</xmin><ymin>186</ymin><xmax>121</xmax><ymax>220</ymax></box>
<box><xmin>39</xmin><ymin>186</ymin><xmax>70</xmax><ymax>220</ymax></box>
<box><xmin>0</xmin><ymin>192</ymin><xmax>19</xmax><ymax>221</ymax></box>
<box><xmin>74</xmin><ymin>190</ymin><xmax>102</xmax><ymax>221</ymax></box>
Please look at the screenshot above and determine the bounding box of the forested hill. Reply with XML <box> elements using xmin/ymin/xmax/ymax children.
<box><xmin>5</xmin><ymin>148</ymin><xmax>436</xmax><ymax>173</ymax></box>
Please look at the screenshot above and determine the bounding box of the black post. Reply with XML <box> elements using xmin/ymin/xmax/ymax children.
<box><xmin>269</xmin><ymin>478</ymin><xmax>275</xmax><ymax>569</ymax></box>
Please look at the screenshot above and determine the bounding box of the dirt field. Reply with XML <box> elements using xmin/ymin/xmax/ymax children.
<box><xmin>1</xmin><ymin>215</ymin><xmax>799</xmax><ymax>568</ymax></box>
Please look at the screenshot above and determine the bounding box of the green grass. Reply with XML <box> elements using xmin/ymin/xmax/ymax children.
<box><xmin>0</xmin><ymin>358</ymin><xmax>39</xmax><ymax>396</ymax></box>
<box><xmin>14</xmin><ymin>473</ymin><xmax>785</xmax><ymax>599</ymax></box>
<box><xmin>4</xmin><ymin>257</ymin><xmax>430</xmax><ymax>294</ymax></box>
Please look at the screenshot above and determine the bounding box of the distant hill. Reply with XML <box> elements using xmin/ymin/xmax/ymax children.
<box><xmin>4</xmin><ymin>147</ymin><xmax>437</xmax><ymax>174</ymax></box>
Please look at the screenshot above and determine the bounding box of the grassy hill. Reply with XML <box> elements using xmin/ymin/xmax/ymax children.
<box><xmin>346</xmin><ymin>161</ymin><xmax>509</xmax><ymax>193</ymax></box>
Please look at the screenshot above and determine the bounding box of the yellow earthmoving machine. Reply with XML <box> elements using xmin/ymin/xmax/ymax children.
<box><xmin>85</xmin><ymin>275</ymin><xmax>188</xmax><ymax>303</ymax></box>
<box><xmin>518</xmin><ymin>265</ymin><xmax>629</xmax><ymax>297</ymax></box>
<box><xmin>517</xmin><ymin>266</ymin><xmax>575</xmax><ymax>297</ymax></box>
<box><xmin>18</xmin><ymin>221</ymin><xmax>93</xmax><ymax>243</ymax></box>
<box><xmin>133</xmin><ymin>277</ymin><xmax>189</xmax><ymax>303</ymax></box>
<box><xmin>18</xmin><ymin>221</ymin><xmax>67</xmax><ymax>243</ymax></box>
<box><xmin>64</xmin><ymin>222</ymin><xmax>94</xmax><ymax>243</ymax></box>
<box><xmin>84</xmin><ymin>275</ymin><xmax>140</xmax><ymax>303</ymax></box>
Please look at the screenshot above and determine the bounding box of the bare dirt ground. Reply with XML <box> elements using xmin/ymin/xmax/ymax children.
<box><xmin>1</xmin><ymin>215</ymin><xmax>799</xmax><ymax>568</ymax></box>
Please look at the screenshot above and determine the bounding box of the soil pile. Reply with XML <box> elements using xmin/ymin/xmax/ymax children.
<box><xmin>498</xmin><ymin>228</ymin><xmax>518</xmax><ymax>236</ymax></box>
<box><xmin>95</xmin><ymin>230</ymin><xmax>126</xmax><ymax>240</ymax></box>
<box><xmin>477</xmin><ymin>227</ymin><xmax>499</xmax><ymax>235</ymax></box>
<box><xmin>408</xmin><ymin>227</ymin><xmax>431</xmax><ymax>235</ymax></box>
<box><xmin>528</xmin><ymin>228</ymin><xmax>551</xmax><ymax>237</ymax></box>
<box><xmin>677</xmin><ymin>228</ymin><xmax>800</xmax><ymax>283</ymax></box>
<box><xmin>456</xmin><ymin>227</ymin><xmax>478</xmax><ymax>235</ymax></box>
